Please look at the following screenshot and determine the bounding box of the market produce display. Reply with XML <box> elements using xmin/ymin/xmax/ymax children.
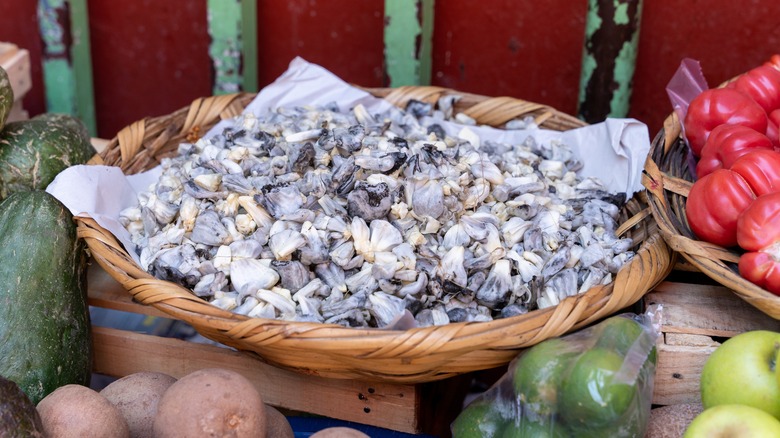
<box><xmin>0</xmin><ymin>190</ymin><xmax>92</xmax><ymax>405</ymax></box>
<box><xmin>450</xmin><ymin>311</ymin><xmax>659</xmax><ymax>437</ymax></box>
<box><xmin>682</xmin><ymin>56</ymin><xmax>780</xmax><ymax>294</ymax></box>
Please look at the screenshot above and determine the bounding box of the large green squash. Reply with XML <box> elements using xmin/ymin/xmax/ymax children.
<box><xmin>0</xmin><ymin>191</ymin><xmax>92</xmax><ymax>405</ymax></box>
<box><xmin>0</xmin><ymin>117</ymin><xmax>96</xmax><ymax>199</ymax></box>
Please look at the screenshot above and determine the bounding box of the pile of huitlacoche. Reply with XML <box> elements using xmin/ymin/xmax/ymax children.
<box><xmin>119</xmin><ymin>99</ymin><xmax>635</xmax><ymax>328</ymax></box>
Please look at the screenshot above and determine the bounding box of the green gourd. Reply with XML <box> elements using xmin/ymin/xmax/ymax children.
<box><xmin>0</xmin><ymin>190</ymin><xmax>92</xmax><ymax>405</ymax></box>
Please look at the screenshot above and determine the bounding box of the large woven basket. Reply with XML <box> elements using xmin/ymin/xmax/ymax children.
<box><xmin>644</xmin><ymin>106</ymin><xmax>780</xmax><ymax>320</ymax></box>
<box><xmin>77</xmin><ymin>86</ymin><xmax>673</xmax><ymax>383</ymax></box>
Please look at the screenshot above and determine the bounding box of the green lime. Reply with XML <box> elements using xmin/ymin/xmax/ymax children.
<box><xmin>499</xmin><ymin>417</ymin><xmax>568</xmax><ymax>438</ymax></box>
<box><xmin>512</xmin><ymin>338</ymin><xmax>581</xmax><ymax>417</ymax></box>
<box><xmin>595</xmin><ymin>315</ymin><xmax>658</xmax><ymax>379</ymax></box>
<box><xmin>566</xmin><ymin>401</ymin><xmax>646</xmax><ymax>438</ymax></box>
<box><xmin>594</xmin><ymin>315</ymin><xmax>646</xmax><ymax>356</ymax></box>
<box><xmin>559</xmin><ymin>348</ymin><xmax>638</xmax><ymax>429</ymax></box>
<box><xmin>451</xmin><ymin>398</ymin><xmax>508</xmax><ymax>438</ymax></box>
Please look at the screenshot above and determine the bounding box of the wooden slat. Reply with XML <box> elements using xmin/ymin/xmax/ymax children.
<box><xmin>91</xmin><ymin>326</ymin><xmax>423</xmax><ymax>434</ymax></box>
<box><xmin>645</xmin><ymin>281</ymin><xmax>780</xmax><ymax>406</ymax></box>
<box><xmin>646</xmin><ymin>282</ymin><xmax>780</xmax><ymax>337</ymax></box>
<box><xmin>653</xmin><ymin>342</ymin><xmax>717</xmax><ymax>406</ymax></box>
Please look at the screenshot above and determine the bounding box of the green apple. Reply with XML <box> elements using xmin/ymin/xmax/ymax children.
<box><xmin>776</xmin><ymin>347</ymin><xmax>780</xmax><ymax>389</ymax></box>
<box><xmin>683</xmin><ymin>404</ymin><xmax>780</xmax><ymax>438</ymax></box>
<box><xmin>700</xmin><ymin>330</ymin><xmax>780</xmax><ymax>419</ymax></box>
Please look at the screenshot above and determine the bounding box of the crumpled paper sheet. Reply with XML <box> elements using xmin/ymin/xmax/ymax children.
<box><xmin>47</xmin><ymin>56</ymin><xmax>651</xmax><ymax>268</ymax></box>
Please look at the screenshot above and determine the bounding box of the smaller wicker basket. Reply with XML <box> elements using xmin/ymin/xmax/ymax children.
<box><xmin>78</xmin><ymin>86</ymin><xmax>674</xmax><ymax>383</ymax></box>
<box><xmin>644</xmin><ymin>107</ymin><xmax>780</xmax><ymax>320</ymax></box>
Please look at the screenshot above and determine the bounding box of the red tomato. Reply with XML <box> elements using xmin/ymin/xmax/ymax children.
<box><xmin>736</xmin><ymin>191</ymin><xmax>780</xmax><ymax>251</ymax></box>
<box><xmin>683</xmin><ymin>88</ymin><xmax>768</xmax><ymax>157</ymax></box>
<box><xmin>696</xmin><ymin>124</ymin><xmax>773</xmax><ymax>178</ymax></box>
<box><xmin>729</xmin><ymin>149</ymin><xmax>780</xmax><ymax>196</ymax></box>
<box><xmin>738</xmin><ymin>252</ymin><xmax>780</xmax><ymax>296</ymax></box>
<box><xmin>686</xmin><ymin>169</ymin><xmax>756</xmax><ymax>247</ymax></box>
<box><xmin>733</xmin><ymin>65</ymin><xmax>780</xmax><ymax>113</ymax></box>
<box><xmin>737</xmin><ymin>192</ymin><xmax>780</xmax><ymax>295</ymax></box>
<box><xmin>768</xmin><ymin>109</ymin><xmax>780</xmax><ymax>147</ymax></box>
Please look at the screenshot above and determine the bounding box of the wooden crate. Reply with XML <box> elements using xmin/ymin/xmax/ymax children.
<box><xmin>645</xmin><ymin>281</ymin><xmax>780</xmax><ymax>406</ymax></box>
<box><xmin>0</xmin><ymin>42</ymin><xmax>31</xmax><ymax>121</ymax></box>
<box><xmin>87</xmin><ymin>264</ymin><xmax>469</xmax><ymax>436</ymax></box>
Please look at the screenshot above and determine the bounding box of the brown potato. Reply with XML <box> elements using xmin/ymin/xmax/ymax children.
<box><xmin>100</xmin><ymin>371</ymin><xmax>177</xmax><ymax>438</ymax></box>
<box><xmin>264</xmin><ymin>404</ymin><xmax>294</xmax><ymax>438</ymax></box>
<box><xmin>153</xmin><ymin>368</ymin><xmax>266</xmax><ymax>438</ymax></box>
<box><xmin>36</xmin><ymin>384</ymin><xmax>130</xmax><ymax>438</ymax></box>
<box><xmin>310</xmin><ymin>427</ymin><xmax>370</xmax><ymax>437</ymax></box>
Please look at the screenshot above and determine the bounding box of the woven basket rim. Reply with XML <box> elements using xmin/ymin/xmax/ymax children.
<box><xmin>78</xmin><ymin>85</ymin><xmax>674</xmax><ymax>382</ymax></box>
<box><xmin>644</xmin><ymin>106</ymin><xmax>780</xmax><ymax>320</ymax></box>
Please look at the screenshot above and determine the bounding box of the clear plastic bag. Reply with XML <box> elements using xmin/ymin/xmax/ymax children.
<box><xmin>451</xmin><ymin>306</ymin><xmax>661</xmax><ymax>437</ymax></box>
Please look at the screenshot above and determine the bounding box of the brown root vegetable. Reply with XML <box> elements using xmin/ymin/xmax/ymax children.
<box><xmin>310</xmin><ymin>427</ymin><xmax>370</xmax><ymax>437</ymax></box>
<box><xmin>153</xmin><ymin>368</ymin><xmax>266</xmax><ymax>438</ymax></box>
<box><xmin>264</xmin><ymin>405</ymin><xmax>294</xmax><ymax>438</ymax></box>
<box><xmin>99</xmin><ymin>371</ymin><xmax>177</xmax><ymax>438</ymax></box>
<box><xmin>36</xmin><ymin>384</ymin><xmax>130</xmax><ymax>438</ymax></box>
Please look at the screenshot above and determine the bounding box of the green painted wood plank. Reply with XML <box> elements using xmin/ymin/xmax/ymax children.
<box><xmin>577</xmin><ymin>0</ymin><xmax>643</xmax><ymax>122</ymax></box>
<box><xmin>419</xmin><ymin>0</ymin><xmax>434</xmax><ymax>86</ymax></box>
<box><xmin>37</xmin><ymin>0</ymin><xmax>97</xmax><ymax>135</ymax></box>
<box><xmin>385</xmin><ymin>0</ymin><xmax>434</xmax><ymax>87</ymax></box>
<box><xmin>38</xmin><ymin>0</ymin><xmax>77</xmax><ymax>114</ymax></box>
<box><xmin>207</xmin><ymin>0</ymin><xmax>243</xmax><ymax>95</ymax></box>
<box><xmin>240</xmin><ymin>0</ymin><xmax>258</xmax><ymax>93</ymax></box>
<box><xmin>68</xmin><ymin>0</ymin><xmax>97</xmax><ymax>136</ymax></box>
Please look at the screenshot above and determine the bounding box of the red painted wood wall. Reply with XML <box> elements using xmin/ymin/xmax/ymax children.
<box><xmin>2</xmin><ymin>1</ymin><xmax>780</xmax><ymax>140</ymax></box>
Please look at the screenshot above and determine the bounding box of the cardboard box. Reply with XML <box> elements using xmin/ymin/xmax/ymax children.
<box><xmin>1</xmin><ymin>42</ymin><xmax>31</xmax><ymax>121</ymax></box>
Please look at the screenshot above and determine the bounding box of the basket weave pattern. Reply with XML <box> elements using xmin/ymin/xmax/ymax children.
<box><xmin>644</xmin><ymin>110</ymin><xmax>780</xmax><ymax>320</ymax></box>
<box><xmin>77</xmin><ymin>87</ymin><xmax>673</xmax><ymax>382</ymax></box>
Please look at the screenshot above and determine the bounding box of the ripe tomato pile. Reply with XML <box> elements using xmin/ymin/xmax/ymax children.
<box><xmin>684</xmin><ymin>55</ymin><xmax>780</xmax><ymax>295</ymax></box>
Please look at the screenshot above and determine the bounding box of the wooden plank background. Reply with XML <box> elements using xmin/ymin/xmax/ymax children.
<box><xmin>1</xmin><ymin>1</ymin><xmax>780</xmax><ymax>140</ymax></box>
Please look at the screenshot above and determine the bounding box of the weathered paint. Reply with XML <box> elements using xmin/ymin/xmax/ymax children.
<box><xmin>240</xmin><ymin>0</ymin><xmax>258</xmax><ymax>93</ymax></box>
<box><xmin>418</xmin><ymin>0</ymin><xmax>435</xmax><ymax>86</ymax></box>
<box><xmin>577</xmin><ymin>0</ymin><xmax>643</xmax><ymax>122</ymax></box>
<box><xmin>37</xmin><ymin>0</ymin><xmax>76</xmax><ymax>115</ymax></box>
<box><xmin>384</xmin><ymin>0</ymin><xmax>434</xmax><ymax>87</ymax></box>
<box><xmin>68</xmin><ymin>0</ymin><xmax>96</xmax><ymax>136</ymax></box>
<box><xmin>207</xmin><ymin>0</ymin><xmax>242</xmax><ymax>95</ymax></box>
<box><xmin>611</xmin><ymin>22</ymin><xmax>641</xmax><ymax>118</ymax></box>
<box><xmin>384</xmin><ymin>0</ymin><xmax>421</xmax><ymax>87</ymax></box>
